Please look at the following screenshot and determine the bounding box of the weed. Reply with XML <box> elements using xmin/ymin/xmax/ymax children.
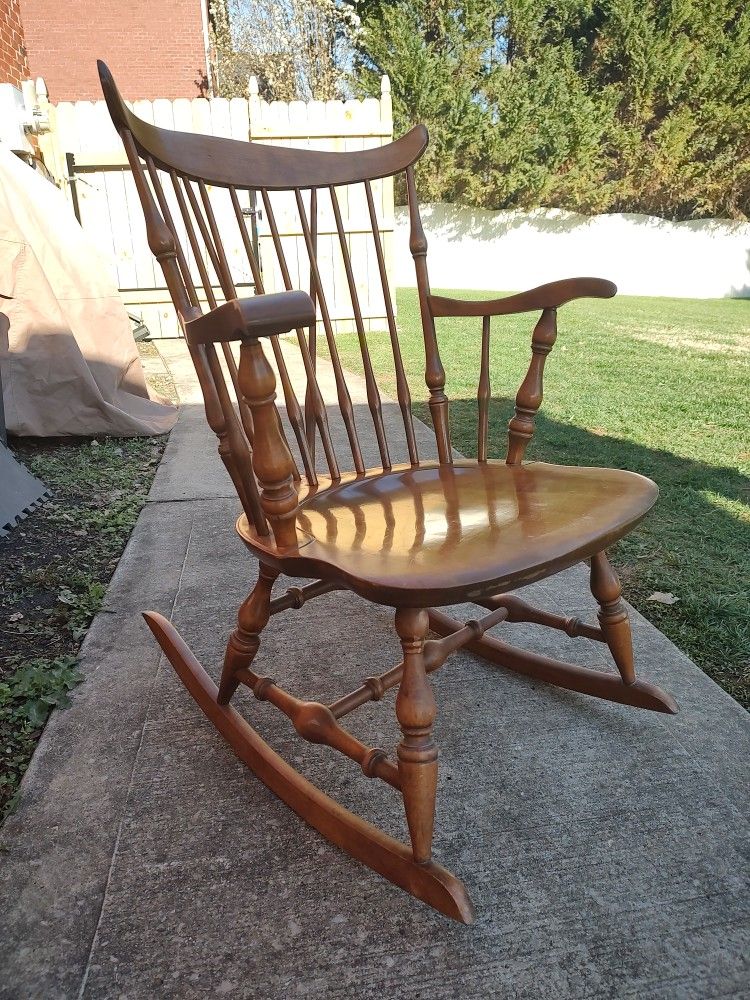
<box><xmin>0</xmin><ymin>432</ymin><xmax>168</xmax><ymax>820</ymax></box>
<box><xmin>0</xmin><ymin>656</ymin><xmax>81</xmax><ymax>816</ymax></box>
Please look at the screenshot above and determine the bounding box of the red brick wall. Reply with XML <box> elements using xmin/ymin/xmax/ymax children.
<box><xmin>0</xmin><ymin>0</ymin><xmax>30</xmax><ymax>87</ymax></box>
<box><xmin>20</xmin><ymin>0</ymin><xmax>208</xmax><ymax>102</ymax></box>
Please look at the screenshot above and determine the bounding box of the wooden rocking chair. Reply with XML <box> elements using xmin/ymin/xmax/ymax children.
<box><xmin>99</xmin><ymin>62</ymin><xmax>676</xmax><ymax>924</ymax></box>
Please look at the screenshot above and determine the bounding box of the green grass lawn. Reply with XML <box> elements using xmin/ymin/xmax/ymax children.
<box><xmin>327</xmin><ymin>289</ymin><xmax>750</xmax><ymax>709</ymax></box>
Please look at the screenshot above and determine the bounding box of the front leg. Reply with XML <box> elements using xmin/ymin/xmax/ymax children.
<box><xmin>218</xmin><ymin>563</ymin><xmax>279</xmax><ymax>705</ymax></box>
<box><xmin>395</xmin><ymin>607</ymin><xmax>438</xmax><ymax>864</ymax></box>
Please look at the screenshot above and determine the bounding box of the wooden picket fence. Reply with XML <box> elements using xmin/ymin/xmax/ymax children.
<box><xmin>37</xmin><ymin>77</ymin><xmax>395</xmax><ymax>338</ymax></box>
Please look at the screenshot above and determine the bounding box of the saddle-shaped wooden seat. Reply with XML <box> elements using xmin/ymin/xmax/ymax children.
<box><xmin>239</xmin><ymin>461</ymin><xmax>658</xmax><ymax>605</ymax></box>
<box><xmin>98</xmin><ymin>60</ymin><xmax>676</xmax><ymax>924</ymax></box>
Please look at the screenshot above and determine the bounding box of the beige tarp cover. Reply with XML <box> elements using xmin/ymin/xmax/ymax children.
<box><xmin>0</xmin><ymin>144</ymin><xmax>177</xmax><ymax>437</ymax></box>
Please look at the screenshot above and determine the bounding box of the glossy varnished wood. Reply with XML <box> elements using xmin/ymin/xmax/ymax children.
<box><xmin>590</xmin><ymin>550</ymin><xmax>637</xmax><ymax>685</ymax></box>
<box><xmin>184</xmin><ymin>290</ymin><xmax>315</xmax><ymax>346</ymax></box>
<box><xmin>99</xmin><ymin>60</ymin><xmax>428</xmax><ymax>191</ymax></box>
<box><xmin>218</xmin><ymin>562</ymin><xmax>278</xmax><ymax>705</ymax></box>
<box><xmin>238</xmin><ymin>461</ymin><xmax>658</xmax><ymax>605</ymax></box>
<box><xmin>428</xmin><ymin>609</ymin><xmax>677</xmax><ymax>714</ymax></box>
<box><xmin>395</xmin><ymin>608</ymin><xmax>437</xmax><ymax>864</ymax></box>
<box><xmin>99</xmin><ymin>58</ymin><xmax>678</xmax><ymax>923</ymax></box>
<box><xmin>429</xmin><ymin>277</ymin><xmax>617</xmax><ymax>317</ymax></box>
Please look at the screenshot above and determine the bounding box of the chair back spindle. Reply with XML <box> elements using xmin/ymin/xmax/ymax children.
<box><xmin>477</xmin><ymin>316</ymin><xmax>491</xmax><ymax>463</ymax></box>
<box><xmin>100</xmin><ymin>61</ymin><xmax>555</xmax><ymax>542</ymax></box>
<box><xmin>405</xmin><ymin>166</ymin><xmax>451</xmax><ymax>463</ymax></box>
<box><xmin>364</xmin><ymin>179</ymin><xmax>419</xmax><ymax>467</ymax></box>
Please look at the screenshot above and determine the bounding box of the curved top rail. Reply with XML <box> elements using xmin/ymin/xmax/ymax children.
<box><xmin>98</xmin><ymin>61</ymin><xmax>428</xmax><ymax>189</ymax></box>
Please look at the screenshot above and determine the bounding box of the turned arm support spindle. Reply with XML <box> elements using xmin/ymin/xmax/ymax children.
<box><xmin>185</xmin><ymin>289</ymin><xmax>315</xmax><ymax>549</ymax></box>
<box><xmin>506</xmin><ymin>307</ymin><xmax>558</xmax><ymax>465</ymax></box>
<box><xmin>238</xmin><ymin>336</ymin><xmax>300</xmax><ymax>549</ymax></box>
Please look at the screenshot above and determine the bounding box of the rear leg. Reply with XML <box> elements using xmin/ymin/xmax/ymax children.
<box><xmin>590</xmin><ymin>551</ymin><xmax>635</xmax><ymax>686</ymax></box>
<box><xmin>218</xmin><ymin>562</ymin><xmax>279</xmax><ymax>705</ymax></box>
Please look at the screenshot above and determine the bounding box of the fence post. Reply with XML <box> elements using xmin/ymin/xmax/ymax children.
<box><xmin>380</xmin><ymin>75</ymin><xmax>392</xmax><ymax>124</ymax></box>
<box><xmin>36</xmin><ymin>78</ymin><xmax>64</xmax><ymax>186</ymax></box>
<box><xmin>248</xmin><ymin>76</ymin><xmax>261</xmax><ymax>139</ymax></box>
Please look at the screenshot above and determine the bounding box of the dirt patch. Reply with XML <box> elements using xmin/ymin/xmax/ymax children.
<box><xmin>0</xmin><ymin>342</ymin><xmax>178</xmax><ymax>821</ymax></box>
<box><xmin>630</xmin><ymin>328</ymin><xmax>750</xmax><ymax>355</ymax></box>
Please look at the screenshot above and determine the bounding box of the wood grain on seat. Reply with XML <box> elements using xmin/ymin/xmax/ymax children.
<box><xmin>237</xmin><ymin>462</ymin><xmax>658</xmax><ymax>605</ymax></box>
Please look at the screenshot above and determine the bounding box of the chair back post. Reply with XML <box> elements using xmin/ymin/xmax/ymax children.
<box><xmin>120</xmin><ymin>131</ymin><xmax>196</xmax><ymax>323</ymax></box>
<box><xmin>99</xmin><ymin>62</ymin><xmax>442</xmax><ymax>511</ymax></box>
<box><xmin>116</xmin><ymin>114</ymin><xmax>267</xmax><ymax>531</ymax></box>
<box><xmin>406</xmin><ymin>166</ymin><xmax>451</xmax><ymax>464</ymax></box>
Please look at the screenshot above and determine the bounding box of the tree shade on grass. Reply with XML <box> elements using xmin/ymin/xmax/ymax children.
<box><xmin>323</xmin><ymin>289</ymin><xmax>750</xmax><ymax>708</ymax></box>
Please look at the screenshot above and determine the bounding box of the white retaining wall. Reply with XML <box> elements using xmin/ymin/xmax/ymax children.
<box><xmin>395</xmin><ymin>204</ymin><xmax>750</xmax><ymax>298</ymax></box>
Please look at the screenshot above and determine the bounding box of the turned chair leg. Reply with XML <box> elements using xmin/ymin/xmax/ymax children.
<box><xmin>395</xmin><ymin>608</ymin><xmax>438</xmax><ymax>864</ymax></box>
<box><xmin>590</xmin><ymin>551</ymin><xmax>636</xmax><ymax>686</ymax></box>
<box><xmin>218</xmin><ymin>563</ymin><xmax>279</xmax><ymax>705</ymax></box>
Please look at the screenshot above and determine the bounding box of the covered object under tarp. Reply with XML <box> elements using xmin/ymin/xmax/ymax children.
<box><xmin>0</xmin><ymin>144</ymin><xmax>177</xmax><ymax>437</ymax></box>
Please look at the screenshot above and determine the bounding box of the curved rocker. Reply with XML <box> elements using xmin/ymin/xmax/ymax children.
<box><xmin>143</xmin><ymin>611</ymin><xmax>476</xmax><ymax>924</ymax></box>
<box><xmin>428</xmin><ymin>609</ymin><xmax>677</xmax><ymax>714</ymax></box>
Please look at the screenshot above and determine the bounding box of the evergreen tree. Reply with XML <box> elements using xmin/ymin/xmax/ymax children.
<box><xmin>348</xmin><ymin>1</ymin><xmax>750</xmax><ymax>219</ymax></box>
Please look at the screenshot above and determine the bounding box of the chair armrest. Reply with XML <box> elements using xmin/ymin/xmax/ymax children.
<box><xmin>184</xmin><ymin>290</ymin><xmax>316</xmax><ymax>346</ymax></box>
<box><xmin>428</xmin><ymin>277</ymin><xmax>616</xmax><ymax>318</ymax></box>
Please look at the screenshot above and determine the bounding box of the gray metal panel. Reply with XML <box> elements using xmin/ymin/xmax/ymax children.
<box><xmin>0</xmin><ymin>443</ymin><xmax>49</xmax><ymax>536</ymax></box>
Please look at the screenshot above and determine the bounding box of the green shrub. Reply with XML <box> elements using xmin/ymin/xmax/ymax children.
<box><xmin>350</xmin><ymin>1</ymin><xmax>750</xmax><ymax>220</ymax></box>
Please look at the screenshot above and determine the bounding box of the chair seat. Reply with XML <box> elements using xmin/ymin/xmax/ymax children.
<box><xmin>239</xmin><ymin>461</ymin><xmax>657</xmax><ymax>606</ymax></box>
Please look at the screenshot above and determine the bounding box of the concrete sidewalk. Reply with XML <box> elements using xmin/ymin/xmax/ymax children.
<box><xmin>1</xmin><ymin>341</ymin><xmax>748</xmax><ymax>999</ymax></box>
